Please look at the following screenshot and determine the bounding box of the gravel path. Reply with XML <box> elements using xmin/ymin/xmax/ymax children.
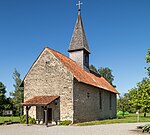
<box><xmin>0</xmin><ymin>123</ymin><xmax>149</xmax><ymax>135</ymax></box>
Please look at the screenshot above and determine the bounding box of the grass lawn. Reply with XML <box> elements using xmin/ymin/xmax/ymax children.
<box><xmin>75</xmin><ymin>113</ymin><xmax>150</xmax><ymax>126</ymax></box>
<box><xmin>0</xmin><ymin>116</ymin><xmax>20</xmax><ymax>124</ymax></box>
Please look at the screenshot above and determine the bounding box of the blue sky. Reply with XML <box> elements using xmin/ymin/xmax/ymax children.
<box><xmin>0</xmin><ymin>0</ymin><xmax>150</xmax><ymax>96</ymax></box>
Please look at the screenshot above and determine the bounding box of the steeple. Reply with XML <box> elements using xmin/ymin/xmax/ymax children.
<box><xmin>68</xmin><ymin>1</ymin><xmax>90</xmax><ymax>71</ymax></box>
<box><xmin>76</xmin><ymin>1</ymin><xmax>82</xmax><ymax>16</ymax></box>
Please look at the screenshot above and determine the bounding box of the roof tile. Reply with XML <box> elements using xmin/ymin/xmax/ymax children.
<box><xmin>22</xmin><ymin>96</ymin><xmax>59</xmax><ymax>106</ymax></box>
<box><xmin>47</xmin><ymin>48</ymin><xmax>119</xmax><ymax>94</ymax></box>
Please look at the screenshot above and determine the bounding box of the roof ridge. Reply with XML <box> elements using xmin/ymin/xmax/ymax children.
<box><xmin>47</xmin><ymin>47</ymin><xmax>83</xmax><ymax>81</ymax></box>
<box><xmin>47</xmin><ymin>47</ymin><xmax>83</xmax><ymax>67</ymax></box>
<box><xmin>47</xmin><ymin>47</ymin><xmax>119</xmax><ymax>94</ymax></box>
<box><xmin>80</xmin><ymin>16</ymin><xmax>87</xmax><ymax>51</ymax></box>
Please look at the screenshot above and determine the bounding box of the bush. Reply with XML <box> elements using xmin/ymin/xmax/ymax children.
<box><xmin>59</xmin><ymin>120</ymin><xmax>72</xmax><ymax>126</ymax></box>
<box><xmin>142</xmin><ymin>124</ymin><xmax>150</xmax><ymax>133</ymax></box>
<box><xmin>117</xmin><ymin>111</ymin><xmax>129</xmax><ymax>115</ymax></box>
<box><xmin>20</xmin><ymin>115</ymin><xmax>36</xmax><ymax>124</ymax></box>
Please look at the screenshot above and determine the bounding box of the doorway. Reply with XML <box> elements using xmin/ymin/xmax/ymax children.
<box><xmin>47</xmin><ymin>108</ymin><xmax>52</xmax><ymax>122</ymax></box>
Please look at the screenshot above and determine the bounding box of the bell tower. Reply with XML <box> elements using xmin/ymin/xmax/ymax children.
<box><xmin>68</xmin><ymin>1</ymin><xmax>90</xmax><ymax>71</ymax></box>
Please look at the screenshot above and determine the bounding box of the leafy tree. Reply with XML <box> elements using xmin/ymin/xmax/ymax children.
<box><xmin>98</xmin><ymin>67</ymin><xmax>115</xmax><ymax>86</ymax></box>
<box><xmin>137</xmin><ymin>78</ymin><xmax>150</xmax><ymax>117</ymax></box>
<box><xmin>117</xmin><ymin>93</ymin><xmax>131</xmax><ymax>117</ymax></box>
<box><xmin>0</xmin><ymin>82</ymin><xmax>6</xmax><ymax>115</ymax></box>
<box><xmin>89</xmin><ymin>65</ymin><xmax>115</xmax><ymax>86</ymax></box>
<box><xmin>129</xmin><ymin>78</ymin><xmax>150</xmax><ymax>117</ymax></box>
<box><xmin>145</xmin><ymin>48</ymin><xmax>150</xmax><ymax>77</ymax></box>
<box><xmin>89</xmin><ymin>65</ymin><xmax>98</xmax><ymax>73</ymax></box>
<box><xmin>10</xmin><ymin>69</ymin><xmax>23</xmax><ymax>116</ymax></box>
<box><xmin>128</xmin><ymin>87</ymin><xmax>142</xmax><ymax>111</ymax></box>
<box><xmin>4</xmin><ymin>97</ymin><xmax>13</xmax><ymax>110</ymax></box>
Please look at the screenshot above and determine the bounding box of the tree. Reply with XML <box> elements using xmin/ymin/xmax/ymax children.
<box><xmin>3</xmin><ymin>97</ymin><xmax>13</xmax><ymax>111</ymax></box>
<box><xmin>98</xmin><ymin>67</ymin><xmax>115</xmax><ymax>86</ymax></box>
<box><xmin>0</xmin><ymin>82</ymin><xmax>7</xmax><ymax>115</ymax></box>
<box><xmin>89</xmin><ymin>65</ymin><xmax>98</xmax><ymax>73</ymax></box>
<box><xmin>89</xmin><ymin>65</ymin><xmax>115</xmax><ymax>86</ymax></box>
<box><xmin>10</xmin><ymin>69</ymin><xmax>23</xmax><ymax>116</ymax></box>
<box><xmin>146</xmin><ymin>48</ymin><xmax>150</xmax><ymax>77</ymax></box>
<box><xmin>137</xmin><ymin>78</ymin><xmax>150</xmax><ymax>117</ymax></box>
<box><xmin>129</xmin><ymin>78</ymin><xmax>150</xmax><ymax>117</ymax></box>
<box><xmin>128</xmin><ymin>87</ymin><xmax>142</xmax><ymax>111</ymax></box>
<box><xmin>117</xmin><ymin>93</ymin><xmax>131</xmax><ymax>117</ymax></box>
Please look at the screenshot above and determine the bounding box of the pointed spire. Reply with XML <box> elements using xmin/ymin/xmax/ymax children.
<box><xmin>68</xmin><ymin>1</ymin><xmax>90</xmax><ymax>53</ymax></box>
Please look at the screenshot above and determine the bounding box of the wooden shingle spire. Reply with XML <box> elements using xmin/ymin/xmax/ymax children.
<box><xmin>68</xmin><ymin>1</ymin><xmax>90</xmax><ymax>53</ymax></box>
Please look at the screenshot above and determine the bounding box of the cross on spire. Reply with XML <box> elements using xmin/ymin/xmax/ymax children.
<box><xmin>76</xmin><ymin>1</ymin><xmax>83</xmax><ymax>11</ymax></box>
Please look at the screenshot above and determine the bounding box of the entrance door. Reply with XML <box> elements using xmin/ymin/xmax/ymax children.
<box><xmin>47</xmin><ymin>108</ymin><xmax>52</xmax><ymax>122</ymax></box>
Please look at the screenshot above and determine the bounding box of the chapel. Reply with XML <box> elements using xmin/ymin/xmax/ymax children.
<box><xmin>22</xmin><ymin>2</ymin><xmax>119</xmax><ymax>125</ymax></box>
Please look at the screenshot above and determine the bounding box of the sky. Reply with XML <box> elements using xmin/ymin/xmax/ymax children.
<box><xmin>0</xmin><ymin>0</ymin><xmax>150</xmax><ymax>96</ymax></box>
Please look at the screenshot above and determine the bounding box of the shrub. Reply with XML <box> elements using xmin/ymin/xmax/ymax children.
<box><xmin>59</xmin><ymin>120</ymin><xmax>72</xmax><ymax>126</ymax></box>
<box><xmin>20</xmin><ymin>115</ymin><xmax>36</xmax><ymax>124</ymax></box>
<box><xmin>117</xmin><ymin>111</ymin><xmax>129</xmax><ymax>115</ymax></box>
<box><xmin>142</xmin><ymin>124</ymin><xmax>150</xmax><ymax>133</ymax></box>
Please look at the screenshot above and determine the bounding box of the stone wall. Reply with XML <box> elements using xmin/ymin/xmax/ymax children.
<box><xmin>24</xmin><ymin>48</ymin><xmax>74</xmax><ymax>122</ymax></box>
<box><xmin>69</xmin><ymin>50</ymin><xmax>89</xmax><ymax>72</ymax></box>
<box><xmin>73</xmin><ymin>79</ymin><xmax>117</xmax><ymax>123</ymax></box>
<box><xmin>69</xmin><ymin>50</ymin><xmax>84</xmax><ymax>69</ymax></box>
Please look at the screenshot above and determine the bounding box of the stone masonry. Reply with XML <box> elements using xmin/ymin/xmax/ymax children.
<box><xmin>23</xmin><ymin>48</ymin><xmax>117</xmax><ymax>123</ymax></box>
<box><xmin>69</xmin><ymin>50</ymin><xmax>84</xmax><ymax>69</ymax></box>
<box><xmin>24</xmin><ymin>48</ymin><xmax>74</xmax><ymax>122</ymax></box>
<box><xmin>73</xmin><ymin>79</ymin><xmax>117</xmax><ymax>123</ymax></box>
<box><xmin>23</xmin><ymin>6</ymin><xmax>118</xmax><ymax>124</ymax></box>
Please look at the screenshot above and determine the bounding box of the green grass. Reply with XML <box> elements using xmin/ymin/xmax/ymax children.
<box><xmin>1</xmin><ymin>113</ymin><xmax>150</xmax><ymax>126</ymax></box>
<box><xmin>0</xmin><ymin>116</ymin><xmax>20</xmax><ymax>124</ymax></box>
<box><xmin>75</xmin><ymin>113</ymin><xmax>150</xmax><ymax>126</ymax></box>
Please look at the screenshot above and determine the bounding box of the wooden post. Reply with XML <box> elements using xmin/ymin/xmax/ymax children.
<box><xmin>26</xmin><ymin>106</ymin><xmax>31</xmax><ymax>126</ymax></box>
<box><xmin>44</xmin><ymin>106</ymin><xmax>48</xmax><ymax>127</ymax></box>
<box><xmin>43</xmin><ymin>107</ymin><xmax>45</xmax><ymax>123</ymax></box>
<box><xmin>26</xmin><ymin>106</ymin><xmax>29</xmax><ymax>125</ymax></box>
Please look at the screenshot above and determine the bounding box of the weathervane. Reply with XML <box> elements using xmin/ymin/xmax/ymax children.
<box><xmin>76</xmin><ymin>1</ymin><xmax>83</xmax><ymax>11</ymax></box>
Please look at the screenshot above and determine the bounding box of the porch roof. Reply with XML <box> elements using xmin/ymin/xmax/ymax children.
<box><xmin>22</xmin><ymin>96</ymin><xmax>59</xmax><ymax>106</ymax></box>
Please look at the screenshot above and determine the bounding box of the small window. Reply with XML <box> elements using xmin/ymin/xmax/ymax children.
<box><xmin>87</xmin><ymin>92</ymin><xmax>90</xmax><ymax>98</ymax></box>
<box><xmin>99</xmin><ymin>91</ymin><xmax>102</xmax><ymax>109</ymax></box>
<box><xmin>109</xmin><ymin>93</ymin><xmax>112</xmax><ymax>110</ymax></box>
<box><xmin>84</xmin><ymin>54</ymin><xmax>89</xmax><ymax>65</ymax></box>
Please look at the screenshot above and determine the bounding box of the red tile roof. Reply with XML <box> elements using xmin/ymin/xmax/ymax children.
<box><xmin>47</xmin><ymin>48</ymin><xmax>119</xmax><ymax>94</ymax></box>
<box><xmin>22</xmin><ymin>96</ymin><xmax>59</xmax><ymax>106</ymax></box>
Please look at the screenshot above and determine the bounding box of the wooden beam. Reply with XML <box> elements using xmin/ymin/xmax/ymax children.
<box><xmin>44</xmin><ymin>106</ymin><xmax>48</xmax><ymax>127</ymax></box>
<box><xmin>26</xmin><ymin>106</ymin><xmax>29</xmax><ymax>125</ymax></box>
<box><xmin>43</xmin><ymin>106</ymin><xmax>45</xmax><ymax>123</ymax></box>
<box><xmin>26</xmin><ymin>106</ymin><xmax>31</xmax><ymax>125</ymax></box>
